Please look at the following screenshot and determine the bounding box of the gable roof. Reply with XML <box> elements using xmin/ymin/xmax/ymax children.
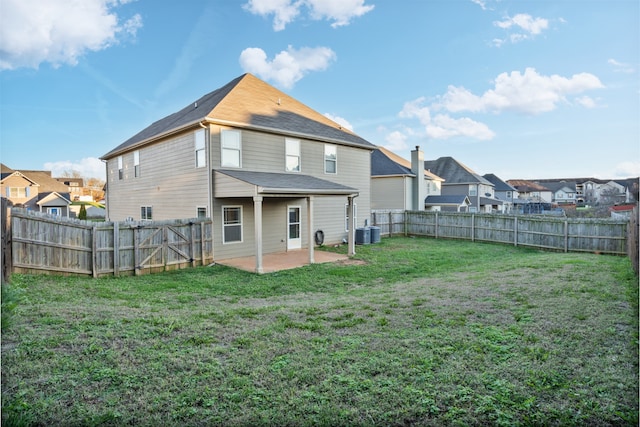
<box><xmin>102</xmin><ymin>73</ymin><xmax>374</xmax><ymax>159</ymax></box>
<box><xmin>482</xmin><ymin>174</ymin><xmax>516</xmax><ymax>192</ymax></box>
<box><xmin>424</xmin><ymin>157</ymin><xmax>492</xmax><ymax>186</ymax></box>
<box><xmin>372</xmin><ymin>147</ymin><xmax>444</xmax><ymax>180</ymax></box>
<box><xmin>425</xmin><ymin>195</ymin><xmax>470</xmax><ymax>206</ymax></box>
<box><xmin>540</xmin><ymin>180</ymin><xmax>577</xmax><ymax>193</ymax></box>
<box><xmin>1</xmin><ymin>165</ymin><xmax>69</xmax><ymax>194</ymax></box>
<box><xmin>507</xmin><ymin>180</ymin><xmax>551</xmax><ymax>192</ymax></box>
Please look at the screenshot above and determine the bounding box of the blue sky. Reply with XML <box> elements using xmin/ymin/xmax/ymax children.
<box><xmin>1</xmin><ymin>0</ymin><xmax>638</xmax><ymax>182</ymax></box>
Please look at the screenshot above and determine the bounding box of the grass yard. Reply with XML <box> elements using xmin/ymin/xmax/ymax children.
<box><xmin>2</xmin><ymin>237</ymin><xmax>638</xmax><ymax>426</ymax></box>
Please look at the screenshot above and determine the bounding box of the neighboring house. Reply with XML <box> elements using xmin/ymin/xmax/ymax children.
<box><xmin>541</xmin><ymin>177</ymin><xmax>636</xmax><ymax>205</ymax></box>
<box><xmin>540</xmin><ymin>180</ymin><xmax>577</xmax><ymax>205</ymax></box>
<box><xmin>507</xmin><ymin>180</ymin><xmax>553</xmax><ymax>203</ymax></box>
<box><xmin>424</xmin><ymin>195</ymin><xmax>471</xmax><ymax>212</ymax></box>
<box><xmin>100</xmin><ymin>73</ymin><xmax>376</xmax><ymax>273</ymax></box>
<box><xmin>371</xmin><ymin>146</ymin><xmax>443</xmax><ymax>211</ymax></box>
<box><xmin>423</xmin><ymin>157</ymin><xmax>503</xmax><ymax>213</ymax></box>
<box><xmin>609</xmin><ymin>204</ymin><xmax>636</xmax><ymax>219</ymax></box>
<box><xmin>55</xmin><ymin>177</ymin><xmax>84</xmax><ymax>201</ymax></box>
<box><xmin>1</xmin><ymin>163</ymin><xmax>72</xmax><ymax>217</ymax></box>
<box><xmin>483</xmin><ymin>174</ymin><xmax>518</xmax><ymax>213</ymax></box>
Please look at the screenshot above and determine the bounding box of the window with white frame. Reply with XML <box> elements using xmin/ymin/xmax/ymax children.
<box><xmin>7</xmin><ymin>187</ymin><xmax>29</xmax><ymax>198</ymax></box>
<box><xmin>285</xmin><ymin>138</ymin><xmax>300</xmax><ymax>172</ymax></box>
<box><xmin>195</xmin><ymin>129</ymin><xmax>206</xmax><ymax>168</ymax></box>
<box><xmin>324</xmin><ymin>144</ymin><xmax>337</xmax><ymax>174</ymax></box>
<box><xmin>141</xmin><ymin>206</ymin><xmax>152</xmax><ymax>220</ymax></box>
<box><xmin>47</xmin><ymin>207</ymin><xmax>61</xmax><ymax>216</ymax></box>
<box><xmin>118</xmin><ymin>156</ymin><xmax>123</xmax><ymax>180</ymax></box>
<box><xmin>345</xmin><ymin>203</ymin><xmax>357</xmax><ymax>232</ymax></box>
<box><xmin>221</xmin><ymin>130</ymin><xmax>241</xmax><ymax>168</ymax></box>
<box><xmin>223</xmin><ymin>206</ymin><xmax>242</xmax><ymax>243</ymax></box>
<box><xmin>469</xmin><ymin>185</ymin><xmax>477</xmax><ymax>196</ymax></box>
<box><xmin>134</xmin><ymin>150</ymin><xmax>140</xmax><ymax>177</ymax></box>
<box><xmin>197</xmin><ymin>207</ymin><xmax>207</xmax><ymax>218</ymax></box>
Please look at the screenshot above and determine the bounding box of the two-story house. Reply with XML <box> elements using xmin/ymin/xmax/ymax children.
<box><xmin>371</xmin><ymin>146</ymin><xmax>445</xmax><ymax>211</ymax></box>
<box><xmin>1</xmin><ymin>164</ymin><xmax>72</xmax><ymax>216</ymax></box>
<box><xmin>539</xmin><ymin>181</ymin><xmax>577</xmax><ymax>205</ymax></box>
<box><xmin>483</xmin><ymin>174</ymin><xmax>518</xmax><ymax>213</ymax></box>
<box><xmin>423</xmin><ymin>157</ymin><xmax>502</xmax><ymax>213</ymax></box>
<box><xmin>101</xmin><ymin>73</ymin><xmax>375</xmax><ymax>273</ymax></box>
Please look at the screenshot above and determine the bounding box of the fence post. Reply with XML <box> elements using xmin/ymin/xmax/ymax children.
<box><xmin>1</xmin><ymin>200</ymin><xmax>11</xmax><ymax>284</ymax></box>
<box><xmin>113</xmin><ymin>222</ymin><xmax>120</xmax><ymax>277</ymax></box>
<box><xmin>435</xmin><ymin>212</ymin><xmax>439</xmax><ymax>239</ymax></box>
<box><xmin>514</xmin><ymin>216</ymin><xmax>518</xmax><ymax>247</ymax></box>
<box><xmin>134</xmin><ymin>226</ymin><xmax>141</xmax><ymax>276</ymax></box>
<box><xmin>190</xmin><ymin>222</ymin><xmax>196</xmax><ymax>268</ymax></box>
<box><xmin>471</xmin><ymin>214</ymin><xmax>475</xmax><ymax>242</ymax></box>
<box><xmin>564</xmin><ymin>220</ymin><xmax>568</xmax><ymax>253</ymax></box>
<box><xmin>92</xmin><ymin>226</ymin><xmax>98</xmax><ymax>278</ymax></box>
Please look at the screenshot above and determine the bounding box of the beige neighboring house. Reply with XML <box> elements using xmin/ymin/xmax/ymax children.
<box><xmin>101</xmin><ymin>73</ymin><xmax>376</xmax><ymax>272</ymax></box>
<box><xmin>1</xmin><ymin>164</ymin><xmax>72</xmax><ymax>217</ymax></box>
<box><xmin>371</xmin><ymin>146</ymin><xmax>444</xmax><ymax>211</ymax></box>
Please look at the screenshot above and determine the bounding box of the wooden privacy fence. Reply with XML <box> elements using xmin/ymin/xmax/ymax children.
<box><xmin>371</xmin><ymin>210</ymin><xmax>630</xmax><ymax>255</ymax></box>
<box><xmin>8</xmin><ymin>209</ymin><xmax>214</xmax><ymax>277</ymax></box>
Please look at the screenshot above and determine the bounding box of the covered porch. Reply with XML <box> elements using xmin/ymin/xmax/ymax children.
<box><xmin>214</xmin><ymin>169</ymin><xmax>359</xmax><ymax>273</ymax></box>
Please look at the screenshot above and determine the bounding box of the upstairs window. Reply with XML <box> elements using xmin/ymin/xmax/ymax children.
<box><xmin>197</xmin><ymin>207</ymin><xmax>207</xmax><ymax>218</ymax></box>
<box><xmin>221</xmin><ymin>130</ymin><xmax>241</xmax><ymax>168</ymax></box>
<box><xmin>195</xmin><ymin>129</ymin><xmax>206</xmax><ymax>168</ymax></box>
<box><xmin>118</xmin><ymin>156</ymin><xmax>123</xmax><ymax>180</ymax></box>
<box><xmin>324</xmin><ymin>144</ymin><xmax>337</xmax><ymax>174</ymax></box>
<box><xmin>134</xmin><ymin>150</ymin><xmax>140</xmax><ymax>177</ymax></box>
<box><xmin>469</xmin><ymin>185</ymin><xmax>477</xmax><ymax>196</ymax></box>
<box><xmin>7</xmin><ymin>187</ymin><xmax>29</xmax><ymax>198</ymax></box>
<box><xmin>285</xmin><ymin>138</ymin><xmax>300</xmax><ymax>172</ymax></box>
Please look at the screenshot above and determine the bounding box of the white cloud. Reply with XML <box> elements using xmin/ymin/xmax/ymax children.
<box><xmin>243</xmin><ymin>0</ymin><xmax>301</xmax><ymax>31</ymax></box>
<box><xmin>493</xmin><ymin>13</ymin><xmax>548</xmax><ymax>45</ymax></box>
<box><xmin>426</xmin><ymin>114</ymin><xmax>495</xmax><ymax>140</ymax></box>
<box><xmin>439</xmin><ymin>68</ymin><xmax>604</xmax><ymax>115</ymax></box>
<box><xmin>614</xmin><ymin>161</ymin><xmax>640</xmax><ymax>178</ymax></box>
<box><xmin>608</xmin><ymin>58</ymin><xmax>635</xmax><ymax>74</ymax></box>
<box><xmin>324</xmin><ymin>113</ymin><xmax>353</xmax><ymax>131</ymax></box>
<box><xmin>243</xmin><ymin>0</ymin><xmax>373</xmax><ymax>30</ymax></box>
<box><xmin>574</xmin><ymin>95</ymin><xmax>598</xmax><ymax>108</ymax></box>
<box><xmin>0</xmin><ymin>0</ymin><xmax>142</xmax><ymax>70</ymax></box>
<box><xmin>306</xmin><ymin>0</ymin><xmax>375</xmax><ymax>28</ymax></box>
<box><xmin>383</xmin><ymin>130</ymin><xmax>409</xmax><ymax>152</ymax></box>
<box><xmin>239</xmin><ymin>45</ymin><xmax>336</xmax><ymax>89</ymax></box>
<box><xmin>44</xmin><ymin>157</ymin><xmax>106</xmax><ymax>180</ymax></box>
<box><xmin>397</xmin><ymin>68</ymin><xmax>603</xmax><ymax>142</ymax></box>
<box><xmin>470</xmin><ymin>0</ymin><xmax>487</xmax><ymax>10</ymax></box>
<box><xmin>399</xmin><ymin>97</ymin><xmax>495</xmax><ymax>141</ymax></box>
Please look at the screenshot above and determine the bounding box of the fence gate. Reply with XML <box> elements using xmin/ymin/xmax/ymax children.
<box><xmin>9</xmin><ymin>209</ymin><xmax>214</xmax><ymax>277</ymax></box>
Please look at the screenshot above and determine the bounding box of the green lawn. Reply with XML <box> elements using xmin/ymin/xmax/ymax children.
<box><xmin>2</xmin><ymin>237</ymin><xmax>638</xmax><ymax>426</ymax></box>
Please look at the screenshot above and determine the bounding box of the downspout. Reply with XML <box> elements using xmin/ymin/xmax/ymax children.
<box><xmin>199</xmin><ymin>121</ymin><xmax>214</xmax><ymax>263</ymax></box>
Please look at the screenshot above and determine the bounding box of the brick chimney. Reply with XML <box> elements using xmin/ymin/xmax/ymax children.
<box><xmin>411</xmin><ymin>146</ymin><xmax>426</xmax><ymax>211</ymax></box>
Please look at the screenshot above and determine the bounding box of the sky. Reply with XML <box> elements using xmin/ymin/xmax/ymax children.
<box><xmin>0</xmin><ymin>0</ymin><xmax>638</xmax><ymax>182</ymax></box>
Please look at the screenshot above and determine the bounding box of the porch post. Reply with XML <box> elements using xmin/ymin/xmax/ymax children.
<box><xmin>307</xmin><ymin>196</ymin><xmax>314</xmax><ymax>264</ymax></box>
<box><xmin>253</xmin><ymin>196</ymin><xmax>263</xmax><ymax>273</ymax></box>
<box><xmin>347</xmin><ymin>196</ymin><xmax>356</xmax><ymax>256</ymax></box>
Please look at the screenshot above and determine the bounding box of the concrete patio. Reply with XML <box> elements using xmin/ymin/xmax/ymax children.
<box><xmin>215</xmin><ymin>249</ymin><xmax>349</xmax><ymax>273</ymax></box>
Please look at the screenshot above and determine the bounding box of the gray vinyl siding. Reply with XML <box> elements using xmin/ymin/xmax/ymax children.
<box><xmin>371</xmin><ymin>176</ymin><xmax>409</xmax><ymax>210</ymax></box>
<box><xmin>105</xmin><ymin>130</ymin><xmax>210</xmax><ymax>221</ymax></box>
<box><xmin>210</xmin><ymin>124</ymin><xmax>371</xmax><ymax>251</ymax></box>
<box><xmin>212</xmin><ymin>197</ymin><xmax>309</xmax><ymax>260</ymax></box>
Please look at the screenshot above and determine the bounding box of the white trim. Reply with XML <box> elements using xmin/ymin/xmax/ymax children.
<box><xmin>222</xmin><ymin>205</ymin><xmax>243</xmax><ymax>244</ymax></box>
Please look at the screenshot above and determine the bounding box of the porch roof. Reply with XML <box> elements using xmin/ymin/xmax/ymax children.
<box><xmin>215</xmin><ymin>169</ymin><xmax>358</xmax><ymax>197</ymax></box>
